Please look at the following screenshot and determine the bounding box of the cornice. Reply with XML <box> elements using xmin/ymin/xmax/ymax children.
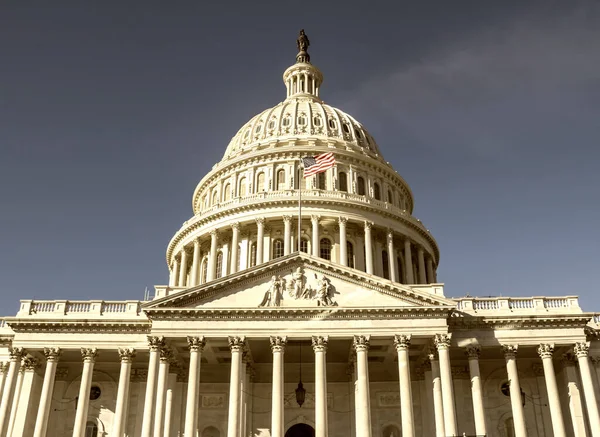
<box><xmin>4</xmin><ymin>318</ymin><xmax>151</xmax><ymax>334</ymax></box>
<box><xmin>449</xmin><ymin>313</ymin><xmax>592</xmax><ymax>330</ymax></box>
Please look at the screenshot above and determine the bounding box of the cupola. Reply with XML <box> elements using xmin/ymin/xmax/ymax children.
<box><xmin>283</xmin><ymin>30</ymin><xmax>323</xmax><ymax>99</ymax></box>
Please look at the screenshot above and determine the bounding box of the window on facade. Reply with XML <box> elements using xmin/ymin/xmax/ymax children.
<box><xmin>357</xmin><ymin>177</ymin><xmax>366</xmax><ymax>195</ymax></box>
<box><xmin>250</xmin><ymin>243</ymin><xmax>257</xmax><ymax>267</ymax></box>
<box><xmin>347</xmin><ymin>242</ymin><xmax>355</xmax><ymax>268</ymax></box>
<box><xmin>256</xmin><ymin>172</ymin><xmax>265</xmax><ymax>192</ymax></box>
<box><xmin>317</xmin><ymin>172</ymin><xmax>326</xmax><ymax>190</ymax></box>
<box><xmin>300</xmin><ymin>238</ymin><xmax>309</xmax><ymax>253</ymax></box>
<box><xmin>202</xmin><ymin>196</ymin><xmax>208</xmax><ymax>209</ymax></box>
<box><xmin>277</xmin><ymin>169</ymin><xmax>286</xmax><ymax>190</ymax></box>
<box><xmin>387</xmin><ymin>190</ymin><xmax>392</xmax><ymax>203</ymax></box>
<box><xmin>320</xmin><ymin>238</ymin><xmax>332</xmax><ymax>261</ymax></box>
<box><xmin>373</xmin><ymin>183</ymin><xmax>381</xmax><ymax>200</ymax></box>
<box><xmin>85</xmin><ymin>422</ymin><xmax>98</xmax><ymax>437</ymax></box>
<box><xmin>397</xmin><ymin>257</ymin><xmax>404</xmax><ymax>283</ymax></box>
<box><xmin>201</xmin><ymin>258</ymin><xmax>208</xmax><ymax>284</ymax></box>
<box><xmin>238</xmin><ymin>177</ymin><xmax>247</xmax><ymax>197</ymax></box>
<box><xmin>223</xmin><ymin>183</ymin><xmax>231</xmax><ymax>202</ymax></box>
<box><xmin>273</xmin><ymin>239</ymin><xmax>284</xmax><ymax>259</ymax></box>
<box><xmin>300</xmin><ymin>79</ymin><xmax>305</xmax><ymax>92</ymax></box>
<box><xmin>382</xmin><ymin>250</ymin><xmax>390</xmax><ymax>279</ymax></box>
<box><xmin>211</xmin><ymin>190</ymin><xmax>218</xmax><ymax>205</ymax></box>
<box><xmin>216</xmin><ymin>252</ymin><xmax>223</xmax><ymax>279</ymax></box>
<box><xmin>338</xmin><ymin>172</ymin><xmax>348</xmax><ymax>192</ymax></box>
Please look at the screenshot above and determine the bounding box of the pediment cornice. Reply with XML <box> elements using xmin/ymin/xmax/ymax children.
<box><xmin>449</xmin><ymin>313</ymin><xmax>593</xmax><ymax>330</ymax></box>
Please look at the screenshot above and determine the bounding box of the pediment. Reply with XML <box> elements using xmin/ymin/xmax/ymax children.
<box><xmin>145</xmin><ymin>253</ymin><xmax>455</xmax><ymax>311</ymax></box>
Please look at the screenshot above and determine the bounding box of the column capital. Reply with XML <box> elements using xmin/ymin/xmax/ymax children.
<box><xmin>434</xmin><ymin>333</ymin><xmax>452</xmax><ymax>350</ymax></box>
<box><xmin>364</xmin><ymin>221</ymin><xmax>373</xmax><ymax>230</ymax></box>
<box><xmin>574</xmin><ymin>342</ymin><xmax>590</xmax><ymax>358</ymax></box>
<box><xmin>502</xmin><ymin>344</ymin><xmax>519</xmax><ymax>359</ymax></box>
<box><xmin>282</xmin><ymin>215</ymin><xmax>293</xmax><ymax>224</ymax></box>
<box><xmin>393</xmin><ymin>334</ymin><xmax>411</xmax><ymax>351</ymax></box>
<box><xmin>310</xmin><ymin>214</ymin><xmax>320</xmax><ymax>224</ymax></box>
<box><xmin>312</xmin><ymin>335</ymin><xmax>329</xmax><ymax>352</ymax></box>
<box><xmin>8</xmin><ymin>346</ymin><xmax>25</xmax><ymax>361</ymax></box>
<box><xmin>255</xmin><ymin>217</ymin><xmax>265</xmax><ymax>226</ymax></box>
<box><xmin>417</xmin><ymin>246</ymin><xmax>424</xmax><ymax>254</ymax></box>
<box><xmin>187</xmin><ymin>336</ymin><xmax>206</xmax><ymax>352</ymax></box>
<box><xmin>43</xmin><ymin>347</ymin><xmax>62</xmax><ymax>362</ymax></box>
<box><xmin>118</xmin><ymin>347</ymin><xmax>136</xmax><ymax>363</ymax></box>
<box><xmin>465</xmin><ymin>345</ymin><xmax>481</xmax><ymax>359</ymax></box>
<box><xmin>21</xmin><ymin>355</ymin><xmax>40</xmax><ymax>371</ymax></box>
<box><xmin>81</xmin><ymin>347</ymin><xmax>98</xmax><ymax>363</ymax></box>
<box><xmin>353</xmin><ymin>334</ymin><xmax>370</xmax><ymax>352</ymax></box>
<box><xmin>210</xmin><ymin>228</ymin><xmax>219</xmax><ymax>237</ymax></box>
<box><xmin>231</xmin><ymin>222</ymin><xmax>241</xmax><ymax>231</ymax></box>
<box><xmin>147</xmin><ymin>335</ymin><xmax>166</xmax><ymax>352</ymax></box>
<box><xmin>228</xmin><ymin>336</ymin><xmax>247</xmax><ymax>352</ymax></box>
<box><xmin>338</xmin><ymin>216</ymin><xmax>348</xmax><ymax>226</ymax></box>
<box><xmin>159</xmin><ymin>347</ymin><xmax>174</xmax><ymax>363</ymax></box>
<box><xmin>537</xmin><ymin>343</ymin><xmax>554</xmax><ymax>359</ymax></box>
<box><xmin>270</xmin><ymin>336</ymin><xmax>288</xmax><ymax>353</ymax></box>
<box><xmin>404</xmin><ymin>238</ymin><xmax>412</xmax><ymax>247</ymax></box>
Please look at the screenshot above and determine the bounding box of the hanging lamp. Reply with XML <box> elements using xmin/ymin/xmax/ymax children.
<box><xmin>295</xmin><ymin>341</ymin><xmax>306</xmax><ymax>407</ymax></box>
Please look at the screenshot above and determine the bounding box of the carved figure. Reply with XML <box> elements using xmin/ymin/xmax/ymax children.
<box><xmin>259</xmin><ymin>276</ymin><xmax>283</xmax><ymax>307</ymax></box>
<box><xmin>292</xmin><ymin>267</ymin><xmax>305</xmax><ymax>299</ymax></box>
<box><xmin>315</xmin><ymin>274</ymin><xmax>337</xmax><ymax>307</ymax></box>
<box><xmin>297</xmin><ymin>29</ymin><xmax>309</xmax><ymax>52</ymax></box>
<box><xmin>301</xmin><ymin>285</ymin><xmax>313</xmax><ymax>300</ymax></box>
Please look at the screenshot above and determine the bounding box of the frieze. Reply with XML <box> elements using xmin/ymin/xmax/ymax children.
<box><xmin>201</xmin><ymin>394</ymin><xmax>227</xmax><ymax>409</ymax></box>
<box><xmin>377</xmin><ymin>392</ymin><xmax>400</xmax><ymax>407</ymax></box>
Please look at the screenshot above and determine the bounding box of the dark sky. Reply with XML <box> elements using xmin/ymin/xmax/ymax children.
<box><xmin>2</xmin><ymin>1</ymin><xmax>599</xmax><ymax>313</ymax></box>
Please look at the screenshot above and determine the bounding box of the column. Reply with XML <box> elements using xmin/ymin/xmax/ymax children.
<box><xmin>346</xmin><ymin>361</ymin><xmax>356</xmax><ymax>437</ymax></box>
<box><xmin>256</xmin><ymin>219</ymin><xmax>265</xmax><ymax>265</ymax></box>
<box><xmin>434</xmin><ymin>334</ymin><xmax>457</xmax><ymax>436</ymax></box>
<box><xmin>184</xmin><ymin>336</ymin><xmax>206</xmax><ymax>437</ymax></box>
<box><xmin>502</xmin><ymin>345</ymin><xmax>527</xmax><ymax>437</ymax></box>
<box><xmin>353</xmin><ymin>335</ymin><xmax>372</xmax><ymax>437</ymax></box>
<box><xmin>338</xmin><ymin>217</ymin><xmax>348</xmax><ymax>267</ymax></box>
<box><xmin>169</xmin><ymin>258</ymin><xmax>178</xmax><ymax>287</ymax></box>
<box><xmin>270</xmin><ymin>336</ymin><xmax>287</xmax><ymax>437</ymax></box>
<box><xmin>7</xmin><ymin>356</ymin><xmax>29</xmax><ymax>437</ymax></box>
<box><xmin>283</xmin><ymin>216</ymin><xmax>292</xmax><ymax>256</ymax></box>
<box><xmin>231</xmin><ymin>223</ymin><xmax>241</xmax><ymax>273</ymax></box>
<box><xmin>575</xmin><ymin>342</ymin><xmax>600</xmax><ymax>436</ymax></box>
<box><xmin>404</xmin><ymin>239</ymin><xmax>414</xmax><ymax>284</ymax></box>
<box><xmin>537</xmin><ymin>344</ymin><xmax>566</xmax><ymax>437</ymax></box>
<box><xmin>111</xmin><ymin>348</ymin><xmax>136</xmax><ymax>437</ymax></box>
<box><xmin>178</xmin><ymin>249</ymin><xmax>188</xmax><ymax>287</ymax></box>
<box><xmin>153</xmin><ymin>347</ymin><xmax>172</xmax><ymax>437</ymax></box>
<box><xmin>72</xmin><ymin>348</ymin><xmax>98</xmax><ymax>437</ymax></box>
<box><xmin>387</xmin><ymin>230</ymin><xmax>397</xmax><ymax>282</ymax></box>
<box><xmin>312</xmin><ymin>336</ymin><xmax>329</xmax><ymax>437</ymax></box>
<box><xmin>208</xmin><ymin>230</ymin><xmax>218</xmax><ymax>281</ymax></box>
<box><xmin>163</xmin><ymin>370</ymin><xmax>177</xmax><ymax>437</ymax></box>
<box><xmin>465</xmin><ymin>346</ymin><xmax>487</xmax><ymax>437</ymax></box>
<box><xmin>426</xmin><ymin>257</ymin><xmax>435</xmax><ymax>283</ymax></box>
<box><xmin>394</xmin><ymin>335</ymin><xmax>414</xmax><ymax>437</ymax></box>
<box><xmin>190</xmin><ymin>239</ymin><xmax>201</xmax><ymax>286</ymax></box>
<box><xmin>311</xmin><ymin>215</ymin><xmax>320</xmax><ymax>257</ymax></box>
<box><xmin>417</xmin><ymin>248</ymin><xmax>426</xmax><ymax>284</ymax></box>
<box><xmin>0</xmin><ymin>347</ymin><xmax>24</xmax><ymax>437</ymax></box>
<box><xmin>364</xmin><ymin>222</ymin><xmax>374</xmax><ymax>274</ymax></box>
<box><xmin>561</xmin><ymin>353</ymin><xmax>586</xmax><ymax>437</ymax></box>
<box><xmin>141</xmin><ymin>336</ymin><xmax>165</xmax><ymax>437</ymax></box>
<box><xmin>227</xmin><ymin>336</ymin><xmax>246</xmax><ymax>437</ymax></box>
<box><xmin>427</xmin><ymin>350</ymin><xmax>446</xmax><ymax>437</ymax></box>
<box><xmin>32</xmin><ymin>352</ymin><xmax>60</xmax><ymax>437</ymax></box>
<box><xmin>0</xmin><ymin>363</ymin><xmax>8</xmax><ymax>409</ymax></box>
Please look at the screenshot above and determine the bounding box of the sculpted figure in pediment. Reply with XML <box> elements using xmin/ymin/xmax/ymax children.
<box><xmin>259</xmin><ymin>275</ymin><xmax>283</xmax><ymax>307</ymax></box>
<box><xmin>290</xmin><ymin>267</ymin><xmax>305</xmax><ymax>299</ymax></box>
<box><xmin>315</xmin><ymin>274</ymin><xmax>337</xmax><ymax>307</ymax></box>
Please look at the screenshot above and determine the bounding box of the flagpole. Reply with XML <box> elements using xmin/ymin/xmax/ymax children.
<box><xmin>298</xmin><ymin>158</ymin><xmax>302</xmax><ymax>252</ymax></box>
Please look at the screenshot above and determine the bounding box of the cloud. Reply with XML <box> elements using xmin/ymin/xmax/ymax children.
<box><xmin>344</xmin><ymin>2</ymin><xmax>600</xmax><ymax>159</ymax></box>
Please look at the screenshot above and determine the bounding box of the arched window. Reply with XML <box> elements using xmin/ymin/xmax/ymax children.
<box><xmin>374</xmin><ymin>183</ymin><xmax>381</xmax><ymax>200</ymax></box>
<box><xmin>357</xmin><ymin>177</ymin><xmax>366</xmax><ymax>195</ymax></box>
<box><xmin>320</xmin><ymin>238</ymin><xmax>332</xmax><ymax>261</ymax></box>
<box><xmin>272</xmin><ymin>239</ymin><xmax>284</xmax><ymax>259</ymax></box>
<box><xmin>223</xmin><ymin>183</ymin><xmax>231</xmax><ymax>202</ymax></box>
<box><xmin>85</xmin><ymin>422</ymin><xmax>98</xmax><ymax>437</ymax></box>
<box><xmin>201</xmin><ymin>258</ymin><xmax>208</xmax><ymax>284</ymax></box>
<box><xmin>387</xmin><ymin>190</ymin><xmax>392</xmax><ymax>203</ymax></box>
<box><xmin>238</xmin><ymin>177</ymin><xmax>247</xmax><ymax>198</ymax></box>
<box><xmin>202</xmin><ymin>195</ymin><xmax>208</xmax><ymax>209</ymax></box>
<box><xmin>202</xmin><ymin>426</ymin><xmax>221</xmax><ymax>437</ymax></box>
<box><xmin>338</xmin><ymin>172</ymin><xmax>348</xmax><ymax>192</ymax></box>
<box><xmin>347</xmin><ymin>241</ymin><xmax>355</xmax><ymax>268</ymax></box>
<box><xmin>256</xmin><ymin>172</ymin><xmax>265</xmax><ymax>192</ymax></box>
<box><xmin>276</xmin><ymin>169</ymin><xmax>286</xmax><ymax>190</ymax></box>
<box><xmin>505</xmin><ymin>418</ymin><xmax>515</xmax><ymax>437</ymax></box>
<box><xmin>216</xmin><ymin>252</ymin><xmax>223</xmax><ymax>279</ymax></box>
<box><xmin>300</xmin><ymin>238</ymin><xmax>309</xmax><ymax>254</ymax></box>
<box><xmin>382</xmin><ymin>424</ymin><xmax>401</xmax><ymax>437</ymax></box>
<box><xmin>328</xmin><ymin>118</ymin><xmax>336</xmax><ymax>129</ymax></box>
<box><xmin>211</xmin><ymin>190</ymin><xmax>218</xmax><ymax>205</ymax></box>
<box><xmin>382</xmin><ymin>250</ymin><xmax>390</xmax><ymax>279</ymax></box>
<box><xmin>317</xmin><ymin>172</ymin><xmax>326</xmax><ymax>190</ymax></box>
<box><xmin>249</xmin><ymin>243</ymin><xmax>257</xmax><ymax>267</ymax></box>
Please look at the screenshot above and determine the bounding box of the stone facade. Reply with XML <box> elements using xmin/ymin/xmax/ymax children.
<box><xmin>1</xmin><ymin>31</ymin><xmax>599</xmax><ymax>437</ymax></box>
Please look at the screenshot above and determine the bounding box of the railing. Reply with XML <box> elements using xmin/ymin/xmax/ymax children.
<box><xmin>456</xmin><ymin>296</ymin><xmax>581</xmax><ymax>313</ymax></box>
<box><xmin>593</xmin><ymin>314</ymin><xmax>600</xmax><ymax>324</ymax></box>
<box><xmin>18</xmin><ymin>300</ymin><xmax>142</xmax><ymax>317</ymax></box>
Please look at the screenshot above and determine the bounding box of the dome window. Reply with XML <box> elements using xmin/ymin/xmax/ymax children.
<box><xmin>342</xmin><ymin>123</ymin><xmax>350</xmax><ymax>134</ymax></box>
<box><xmin>313</xmin><ymin>116</ymin><xmax>322</xmax><ymax>126</ymax></box>
<box><xmin>299</xmin><ymin>238</ymin><xmax>309</xmax><ymax>253</ymax></box>
<box><xmin>282</xmin><ymin>117</ymin><xmax>291</xmax><ymax>127</ymax></box>
<box><xmin>297</xmin><ymin>116</ymin><xmax>307</xmax><ymax>125</ymax></box>
<box><xmin>244</xmin><ymin>129</ymin><xmax>250</xmax><ymax>139</ymax></box>
<box><xmin>319</xmin><ymin>238</ymin><xmax>332</xmax><ymax>261</ymax></box>
<box><xmin>347</xmin><ymin>242</ymin><xmax>355</xmax><ymax>268</ymax></box>
<box><xmin>268</xmin><ymin>120</ymin><xmax>276</xmax><ymax>130</ymax></box>
<box><xmin>328</xmin><ymin>119</ymin><xmax>336</xmax><ymax>129</ymax></box>
<box><xmin>354</xmin><ymin>128</ymin><xmax>362</xmax><ymax>139</ymax></box>
<box><xmin>382</xmin><ymin>250</ymin><xmax>390</xmax><ymax>279</ymax></box>
<box><xmin>273</xmin><ymin>239</ymin><xmax>284</xmax><ymax>259</ymax></box>
<box><xmin>255</xmin><ymin>124</ymin><xmax>262</xmax><ymax>133</ymax></box>
<box><xmin>357</xmin><ymin>177</ymin><xmax>366</xmax><ymax>196</ymax></box>
<box><xmin>216</xmin><ymin>252</ymin><xmax>224</xmax><ymax>279</ymax></box>
<box><xmin>338</xmin><ymin>172</ymin><xmax>348</xmax><ymax>192</ymax></box>
<box><xmin>373</xmin><ymin>183</ymin><xmax>381</xmax><ymax>200</ymax></box>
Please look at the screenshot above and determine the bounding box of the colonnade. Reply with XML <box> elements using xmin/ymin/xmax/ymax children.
<box><xmin>169</xmin><ymin>216</ymin><xmax>437</xmax><ymax>288</ymax></box>
<box><xmin>1</xmin><ymin>337</ymin><xmax>598</xmax><ymax>437</ymax></box>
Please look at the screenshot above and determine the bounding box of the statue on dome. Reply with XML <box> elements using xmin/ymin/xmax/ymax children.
<box><xmin>297</xmin><ymin>29</ymin><xmax>310</xmax><ymax>53</ymax></box>
<box><xmin>259</xmin><ymin>275</ymin><xmax>283</xmax><ymax>307</ymax></box>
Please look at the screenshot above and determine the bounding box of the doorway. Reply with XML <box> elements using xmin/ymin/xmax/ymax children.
<box><xmin>285</xmin><ymin>423</ymin><xmax>315</xmax><ymax>437</ymax></box>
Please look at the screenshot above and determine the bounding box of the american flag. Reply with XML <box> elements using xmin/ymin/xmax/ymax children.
<box><xmin>302</xmin><ymin>153</ymin><xmax>336</xmax><ymax>177</ymax></box>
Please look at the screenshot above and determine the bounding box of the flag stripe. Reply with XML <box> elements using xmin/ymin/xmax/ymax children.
<box><xmin>303</xmin><ymin>152</ymin><xmax>336</xmax><ymax>177</ymax></box>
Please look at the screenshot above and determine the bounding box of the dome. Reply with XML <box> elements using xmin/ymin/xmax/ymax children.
<box><xmin>222</xmin><ymin>97</ymin><xmax>385</xmax><ymax>163</ymax></box>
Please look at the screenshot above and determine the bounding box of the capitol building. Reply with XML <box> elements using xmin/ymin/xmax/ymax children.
<box><xmin>1</xmin><ymin>31</ymin><xmax>600</xmax><ymax>437</ymax></box>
